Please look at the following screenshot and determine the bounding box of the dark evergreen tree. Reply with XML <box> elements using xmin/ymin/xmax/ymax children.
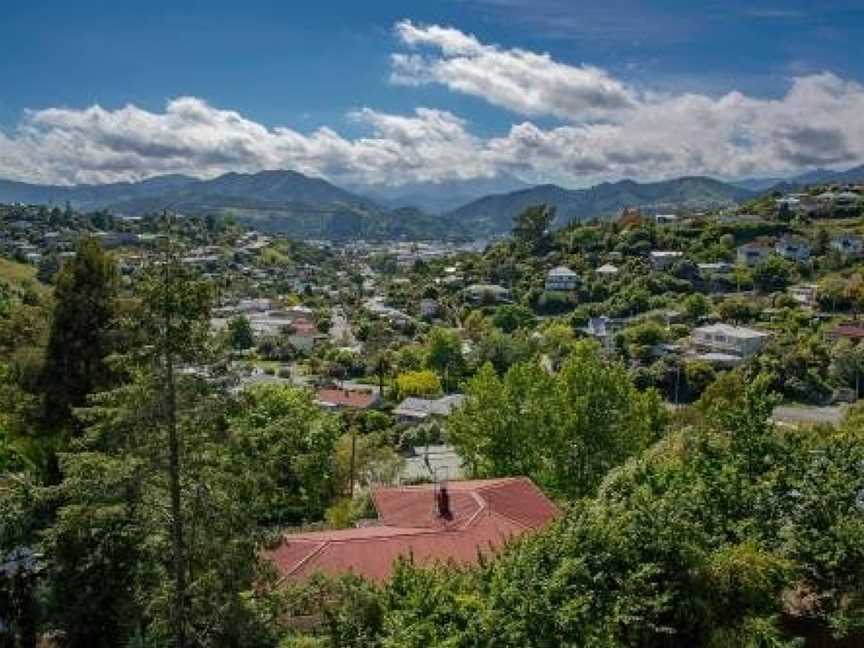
<box><xmin>39</xmin><ymin>237</ymin><xmax>118</xmax><ymax>450</ymax></box>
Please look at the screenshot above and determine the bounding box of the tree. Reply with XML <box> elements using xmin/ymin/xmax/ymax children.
<box><xmin>425</xmin><ymin>327</ymin><xmax>465</xmax><ymax>391</ymax></box>
<box><xmin>491</xmin><ymin>304</ymin><xmax>535</xmax><ymax>333</ymax></box>
<box><xmin>368</xmin><ymin>351</ymin><xmax>394</xmax><ymax>396</ymax></box>
<box><xmin>830</xmin><ymin>339</ymin><xmax>864</xmax><ymax>397</ymax></box>
<box><xmin>227</xmin><ymin>315</ymin><xmax>254</xmax><ymax>350</ymax></box>
<box><xmin>45</xmin><ymin>249</ymin><xmax>265</xmax><ymax>647</ymax></box>
<box><xmin>512</xmin><ymin>205</ymin><xmax>555</xmax><ymax>254</ymax></box>
<box><xmin>396</xmin><ymin>370</ymin><xmax>442</xmax><ymax>398</ymax></box>
<box><xmin>752</xmin><ymin>256</ymin><xmax>791</xmax><ymax>293</ymax></box>
<box><xmin>230</xmin><ymin>384</ymin><xmax>340</xmax><ymax>524</ymax></box>
<box><xmin>39</xmin><ymin>238</ymin><xmax>119</xmax><ymax>468</ymax></box>
<box><xmin>449</xmin><ymin>342</ymin><xmax>667</xmax><ymax>498</ymax></box>
<box><xmin>682</xmin><ymin>293</ymin><xmax>710</xmax><ymax>321</ymax></box>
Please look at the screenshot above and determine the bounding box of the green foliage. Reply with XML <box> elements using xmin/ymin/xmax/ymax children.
<box><xmin>396</xmin><ymin>370</ymin><xmax>442</xmax><ymax>398</ymax></box>
<box><xmin>448</xmin><ymin>342</ymin><xmax>668</xmax><ymax>498</ymax></box>
<box><xmin>752</xmin><ymin>256</ymin><xmax>792</xmax><ymax>293</ymax></box>
<box><xmin>491</xmin><ymin>304</ymin><xmax>535</xmax><ymax>333</ymax></box>
<box><xmin>425</xmin><ymin>327</ymin><xmax>465</xmax><ymax>391</ymax></box>
<box><xmin>228</xmin><ymin>315</ymin><xmax>255</xmax><ymax>350</ymax></box>
<box><xmin>39</xmin><ymin>237</ymin><xmax>119</xmax><ymax>445</ymax></box>
<box><xmin>231</xmin><ymin>384</ymin><xmax>341</xmax><ymax>525</ymax></box>
<box><xmin>512</xmin><ymin>205</ymin><xmax>555</xmax><ymax>254</ymax></box>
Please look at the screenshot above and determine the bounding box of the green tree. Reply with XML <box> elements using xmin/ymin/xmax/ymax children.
<box><xmin>46</xmin><ymin>250</ymin><xmax>265</xmax><ymax>647</ymax></box>
<box><xmin>39</xmin><ymin>238</ymin><xmax>119</xmax><ymax>473</ymax></box>
<box><xmin>752</xmin><ymin>256</ymin><xmax>791</xmax><ymax>293</ymax></box>
<box><xmin>492</xmin><ymin>304</ymin><xmax>535</xmax><ymax>333</ymax></box>
<box><xmin>449</xmin><ymin>342</ymin><xmax>667</xmax><ymax>498</ymax></box>
<box><xmin>396</xmin><ymin>370</ymin><xmax>442</xmax><ymax>398</ymax></box>
<box><xmin>227</xmin><ymin>315</ymin><xmax>255</xmax><ymax>350</ymax></box>
<box><xmin>425</xmin><ymin>327</ymin><xmax>465</xmax><ymax>391</ymax></box>
<box><xmin>512</xmin><ymin>205</ymin><xmax>555</xmax><ymax>254</ymax></box>
<box><xmin>230</xmin><ymin>384</ymin><xmax>340</xmax><ymax>524</ymax></box>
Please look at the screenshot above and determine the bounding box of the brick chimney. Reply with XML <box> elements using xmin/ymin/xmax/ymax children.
<box><xmin>436</xmin><ymin>484</ymin><xmax>452</xmax><ymax>520</ymax></box>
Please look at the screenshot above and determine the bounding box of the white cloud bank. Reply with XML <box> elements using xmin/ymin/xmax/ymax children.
<box><xmin>1</xmin><ymin>21</ymin><xmax>863</xmax><ymax>187</ymax></box>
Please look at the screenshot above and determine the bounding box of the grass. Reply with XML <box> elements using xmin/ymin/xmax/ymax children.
<box><xmin>0</xmin><ymin>258</ymin><xmax>38</xmax><ymax>286</ymax></box>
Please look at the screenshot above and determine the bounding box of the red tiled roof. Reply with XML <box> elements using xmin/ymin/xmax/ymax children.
<box><xmin>266</xmin><ymin>477</ymin><xmax>559</xmax><ymax>583</ymax></box>
<box><xmin>290</xmin><ymin>318</ymin><xmax>319</xmax><ymax>336</ymax></box>
<box><xmin>315</xmin><ymin>388</ymin><xmax>379</xmax><ymax>409</ymax></box>
<box><xmin>830</xmin><ymin>322</ymin><xmax>864</xmax><ymax>339</ymax></box>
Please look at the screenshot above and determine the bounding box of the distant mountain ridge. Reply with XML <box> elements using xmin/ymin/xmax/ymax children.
<box><xmin>445</xmin><ymin>176</ymin><xmax>754</xmax><ymax>238</ymax></box>
<box><xmin>731</xmin><ymin>164</ymin><xmax>864</xmax><ymax>192</ymax></box>
<box><xmin>0</xmin><ymin>169</ymin><xmax>764</xmax><ymax>240</ymax></box>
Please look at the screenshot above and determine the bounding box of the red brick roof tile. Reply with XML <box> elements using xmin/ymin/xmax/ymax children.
<box><xmin>266</xmin><ymin>477</ymin><xmax>559</xmax><ymax>583</ymax></box>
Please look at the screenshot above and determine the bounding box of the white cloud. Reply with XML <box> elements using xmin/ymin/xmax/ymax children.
<box><xmin>0</xmin><ymin>22</ymin><xmax>863</xmax><ymax>188</ymax></box>
<box><xmin>0</xmin><ymin>99</ymin><xmax>499</xmax><ymax>186</ymax></box>
<box><xmin>392</xmin><ymin>20</ymin><xmax>636</xmax><ymax>120</ymax></box>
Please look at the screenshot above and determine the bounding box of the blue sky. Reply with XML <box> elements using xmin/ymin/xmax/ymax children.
<box><xmin>1</xmin><ymin>0</ymin><xmax>863</xmax><ymax>187</ymax></box>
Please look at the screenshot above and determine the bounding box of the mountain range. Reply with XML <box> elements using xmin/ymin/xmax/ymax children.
<box><xmin>2</xmin><ymin>164</ymin><xmax>862</xmax><ymax>240</ymax></box>
<box><xmin>730</xmin><ymin>164</ymin><xmax>864</xmax><ymax>192</ymax></box>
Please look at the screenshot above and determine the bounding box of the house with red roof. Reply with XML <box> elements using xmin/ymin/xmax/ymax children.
<box><xmin>266</xmin><ymin>477</ymin><xmax>559</xmax><ymax>583</ymax></box>
<box><xmin>314</xmin><ymin>387</ymin><xmax>380</xmax><ymax>411</ymax></box>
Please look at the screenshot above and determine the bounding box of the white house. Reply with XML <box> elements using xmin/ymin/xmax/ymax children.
<box><xmin>595</xmin><ymin>263</ymin><xmax>619</xmax><ymax>278</ymax></box>
<box><xmin>698</xmin><ymin>262</ymin><xmax>733</xmax><ymax>275</ymax></box>
<box><xmin>691</xmin><ymin>323</ymin><xmax>770</xmax><ymax>357</ymax></box>
<box><xmin>736</xmin><ymin>242</ymin><xmax>771</xmax><ymax>267</ymax></box>
<box><xmin>545</xmin><ymin>266</ymin><xmax>579</xmax><ymax>291</ymax></box>
<box><xmin>788</xmin><ymin>284</ymin><xmax>818</xmax><ymax>308</ymax></box>
<box><xmin>774</xmin><ymin>236</ymin><xmax>811</xmax><ymax>262</ymax></box>
<box><xmin>655</xmin><ymin>214</ymin><xmax>679</xmax><ymax>225</ymax></box>
<box><xmin>650</xmin><ymin>251</ymin><xmax>684</xmax><ymax>270</ymax></box>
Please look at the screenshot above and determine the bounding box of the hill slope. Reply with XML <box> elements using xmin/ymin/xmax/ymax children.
<box><xmin>445</xmin><ymin>176</ymin><xmax>753</xmax><ymax>238</ymax></box>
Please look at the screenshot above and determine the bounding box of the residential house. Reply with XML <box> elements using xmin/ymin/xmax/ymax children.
<box><xmin>698</xmin><ymin>262</ymin><xmax>733</xmax><ymax>275</ymax></box>
<box><xmin>393</xmin><ymin>394</ymin><xmax>465</xmax><ymax>424</ymax></box>
<box><xmin>650</xmin><ymin>251</ymin><xmax>683</xmax><ymax>270</ymax></box>
<box><xmin>420</xmin><ymin>298</ymin><xmax>440</xmax><ymax>319</ymax></box>
<box><xmin>545</xmin><ymin>266</ymin><xmax>579</xmax><ymax>291</ymax></box>
<box><xmin>736</xmin><ymin>242</ymin><xmax>772</xmax><ymax>267</ymax></box>
<box><xmin>830</xmin><ymin>233</ymin><xmax>864</xmax><ymax>257</ymax></box>
<box><xmin>314</xmin><ymin>387</ymin><xmax>380</xmax><ymax>411</ymax></box>
<box><xmin>788</xmin><ymin>284</ymin><xmax>819</xmax><ymax>308</ymax></box>
<box><xmin>595</xmin><ymin>263</ymin><xmax>619</xmax><ymax>278</ymax></box>
<box><xmin>775</xmin><ymin>236</ymin><xmax>811</xmax><ymax>262</ymax></box>
<box><xmin>266</xmin><ymin>477</ymin><xmax>559</xmax><ymax>583</ymax></box>
<box><xmin>655</xmin><ymin>213</ymin><xmax>679</xmax><ymax>225</ymax></box>
<box><xmin>581</xmin><ymin>316</ymin><xmax>625</xmax><ymax>351</ymax></box>
<box><xmin>692</xmin><ymin>323</ymin><xmax>770</xmax><ymax>357</ymax></box>
<box><xmin>827</xmin><ymin>321</ymin><xmax>864</xmax><ymax>343</ymax></box>
<box><xmin>464</xmin><ymin>284</ymin><xmax>511</xmax><ymax>304</ymax></box>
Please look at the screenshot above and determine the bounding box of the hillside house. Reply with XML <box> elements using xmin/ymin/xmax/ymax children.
<box><xmin>775</xmin><ymin>236</ymin><xmax>811</xmax><ymax>262</ymax></box>
<box><xmin>464</xmin><ymin>284</ymin><xmax>511</xmax><ymax>304</ymax></box>
<box><xmin>655</xmin><ymin>213</ymin><xmax>679</xmax><ymax>225</ymax></box>
<box><xmin>393</xmin><ymin>394</ymin><xmax>465</xmax><ymax>424</ymax></box>
<box><xmin>736</xmin><ymin>242</ymin><xmax>772</xmax><ymax>267</ymax></box>
<box><xmin>650</xmin><ymin>251</ymin><xmax>683</xmax><ymax>270</ymax></box>
<box><xmin>314</xmin><ymin>388</ymin><xmax>380</xmax><ymax>411</ymax></box>
<box><xmin>830</xmin><ymin>233</ymin><xmax>864</xmax><ymax>257</ymax></box>
<box><xmin>827</xmin><ymin>321</ymin><xmax>864</xmax><ymax>343</ymax></box>
<box><xmin>692</xmin><ymin>323</ymin><xmax>770</xmax><ymax>357</ymax></box>
<box><xmin>788</xmin><ymin>284</ymin><xmax>819</xmax><ymax>308</ymax></box>
<box><xmin>266</xmin><ymin>477</ymin><xmax>559</xmax><ymax>583</ymax></box>
<box><xmin>595</xmin><ymin>263</ymin><xmax>619</xmax><ymax>277</ymax></box>
<box><xmin>545</xmin><ymin>266</ymin><xmax>579</xmax><ymax>291</ymax></box>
